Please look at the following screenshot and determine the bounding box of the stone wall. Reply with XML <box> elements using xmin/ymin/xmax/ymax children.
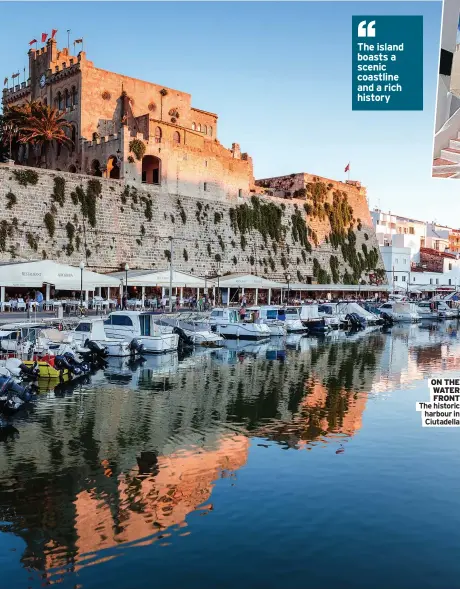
<box><xmin>0</xmin><ymin>164</ymin><xmax>386</xmax><ymax>284</ymax></box>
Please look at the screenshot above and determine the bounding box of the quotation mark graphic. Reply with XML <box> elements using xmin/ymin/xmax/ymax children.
<box><xmin>358</xmin><ymin>20</ymin><xmax>376</xmax><ymax>37</ymax></box>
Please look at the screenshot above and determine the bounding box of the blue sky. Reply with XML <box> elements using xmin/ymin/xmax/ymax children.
<box><xmin>0</xmin><ymin>1</ymin><xmax>454</xmax><ymax>225</ymax></box>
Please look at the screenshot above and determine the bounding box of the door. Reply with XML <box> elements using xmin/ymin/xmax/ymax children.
<box><xmin>139</xmin><ymin>314</ymin><xmax>151</xmax><ymax>336</ymax></box>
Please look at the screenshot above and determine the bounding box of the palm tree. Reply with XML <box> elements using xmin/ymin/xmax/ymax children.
<box><xmin>3</xmin><ymin>101</ymin><xmax>73</xmax><ymax>168</ymax></box>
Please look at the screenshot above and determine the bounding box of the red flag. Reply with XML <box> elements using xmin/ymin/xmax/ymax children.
<box><xmin>29</xmin><ymin>38</ymin><xmax>37</xmax><ymax>46</ymax></box>
<box><xmin>344</xmin><ymin>162</ymin><xmax>350</xmax><ymax>173</ymax></box>
<box><xmin>41</xmin><ymin>33</ymin><xmax>48</xmax><ymax>43</ymax></box>
<box><xmin>51</xmin><ymin>29</ymin><xmax>58</xmax><ymax>39</ymax></box>
<box><xmin>3</xmin><ymin>77</ymin><xmax>7</xmax><ymax>86</ymax></box>
<box><xmin>11</xmin><ymin>72</ymin><xmax>19</xmax><ymax>79</ymax></box>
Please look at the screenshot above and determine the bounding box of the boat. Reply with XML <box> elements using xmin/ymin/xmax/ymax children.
<box><xmin>378</xmin><ymin>301</ymin><xmax>420</xmax><ymax>323</ymax></box>
<box><xmin>335</xmin><ymin>302</ymin><xmax>382</xmax><ymax>326</ymax></box>
<box><xmin>71</xmin><ymin>317</ymin><xmax>135</xmax><ymax>357</ymax></box>
<box><xmin>278</xmin><ymin>307</ymin><xmax>309</xmax><ymax>333</ymax></box>
<box><xmin>245</xmin><ymin>306</ymin><xmax>286</xmax><ymax>337</ymax></box>
<box><xmin>155</xmin><ymin>312</ymin><xmax>225</xmax><ymax>346</ymax></box>
<box><xmin>416</xmin><ymin>300</ymin><xmax>458</xmax><ymax>320</ymax></box>
<box><xmin>317</xmin><ymin>303</ymin><xmax>348</xmax><ymax>329</ymax></box>
<box><xmin>299</xmin><ymin>305</ymin><xmax>331</xmax><ymax>333</ymax></box>
<box><xmin>207</xmin><ymin>308</ymin><xmax>271</xmax><ymax>340</ymax></box>
<box><xmin>104</xmin><ymin>311</ymin><xmax>179</xmax><ymax>353</ymax></box>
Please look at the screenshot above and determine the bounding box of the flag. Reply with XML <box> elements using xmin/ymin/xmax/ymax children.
<box><xmin>11</xmin><ymin>72</ymin><xmax>19</xmax><ymax>79</ymax></box>
<box><xmin>29</xmin><ymin>38</ymin><xmax>37</xmax><ymax>46</ymax></box>
<box><xmin>41</xmin><ymin>32</ymin><xmax>48</xmax><ymax>43</ymax></box>
<box><xmin>51</xmin><ymin>29</ymin><xmax>57</xmax><ymax>39</ymax></box>
<box><xmin>74</xmin><ymin>38</ymin><xmax>83</xmax><ymax>44</ymax></box>
<box><xmin>344</xmin><ymin>162</ymin><xmax>350</xmax><ymax>173</ymax></box>
<box><xmin>3</xmin><ymin>77</ymin><xmax>7</xmax><ymax>86</ymax></box>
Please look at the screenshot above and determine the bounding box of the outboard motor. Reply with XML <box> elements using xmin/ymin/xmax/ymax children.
<box><xmin>380</xmin><ymin>312</ymin><xmax>394</xmax><ymax>327</ymax></box>
<box><xmin>55</xmin><ymin>352</ymin><xmax>90</xmax><ymax>376</ymax></box>
<box><xmin>173</xmin><ymin>326</ymin><xmax>194</xmax><ymax>349</ymax></box>
<box><xmin>0</xmin><ymin>376</ymin><xmax>34</xmax><ymax>413</ymax></box>
<box><xmin>83</xmin><ymin>339</ymin><xmax>109</xmax><ymax>359</ymax></box>
<box><xmin>129</xmin><ymin>338</ymin><xmax>144</xmax><ymax>356</ymax></box>
<box><xmin>345</xmin><ymin>313</ymin><xmax>365</xmax><ymax>331</ymax></box>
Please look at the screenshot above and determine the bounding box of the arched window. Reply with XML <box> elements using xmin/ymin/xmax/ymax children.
<box><xmin>173</xmin><ymin>131</ymin><xmax>180</xmax><ymax>144</ymax></box>
<box><xmin>191</xmin><ymin>122</ymin><xmax>196</xmax><ymax>130</ymax></box>
<box><xmin>57</xmin><ymin>92</ymin><xmax>63</xmax><ymax>111</ymax></box>
<box><xmin>71</xmin><ymin>86</ymin><xmax>78</xmax><ymax>105</ymax></box>
<box><xmin>197</xmin><ymin>123</ymin><xmax>201</xmax><ymax>132</ymax></box>
<box><xmin>65</xmin><ymin>89</ymin><xmax>71</xmax><ymax>108</ymax></box>
<box><xmin>107</xmin><ymin>155</ymin><xmax>120</xmax><ymax>179</ymax></box>
<box><xmin>155</xmin><ymin>126</ymin><xmax>162</xmax><ymax>143</ymax></box>
<box><xmin>203</xmin><ymin>125</ymin><xmax>207</xmax><ymax>134</ymax></box>
<box><xmin>142</xmin><ymin>155</ymin><xmax>161</xmax><ymax>185</ymax></box>
<box><xmin>209</xmin><ymin>126</ymin><xmax>212</xmax><ymax>137</ymax></box>
<box><xmin>91</xmin><ymin>160</ymin><xmax>102</xmax><ymax>177</ymax></box>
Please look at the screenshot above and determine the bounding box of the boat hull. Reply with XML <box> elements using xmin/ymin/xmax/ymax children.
<box><xmin>216</xmin><ymin>324</ymin><xmax>271</xmax><ymax>340</ymax></box>
<box><xmin>138</xmin><ymin>334</ymin><xmax>179</xmax><ymax>353</ymax></box>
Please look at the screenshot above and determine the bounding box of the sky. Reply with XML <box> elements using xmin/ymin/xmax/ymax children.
<box><xmin>0</xmin><ymin>1</ymin><xmax>455</xmax><ymax>225</ymax></box>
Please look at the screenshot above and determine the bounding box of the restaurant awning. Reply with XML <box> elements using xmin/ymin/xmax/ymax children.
<box><xmin>108</xmin><ymin>269</ymin><xmax>212</xmax><ymax>288</ymax></box>
<box><xmin>0</xmin><ymin>260</ymin><xmax>120</xmax><ymax>290</ymax></box>
<box><xmin>216</xmin><ymin>273</ymin><xmax>284</xmax><ymax>289</ymax></box>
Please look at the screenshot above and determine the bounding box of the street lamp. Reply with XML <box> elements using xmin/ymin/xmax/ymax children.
<box><xmin>79</xmin><ymin>261</ymin><xmax>85</xmax><ymax>306</ymax></box>
<box><xmin>217</xmin><ymin>268</ymin><xmax>222</xmax><ymax>306</ymax></box>
<box><xmin>285</xmin><ymin>272</ymin><xmax>291</xmax><ymax>304</ymax></box>
<box><xmin>124</xmin><ymin>263</ymin><xmax>129</xmax><ymax>300</ymax></box>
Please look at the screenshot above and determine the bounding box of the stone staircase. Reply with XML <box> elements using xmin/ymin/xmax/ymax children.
<box><xmin>433</xmin><ymin>133</ymin><xmax>460</xmax><ymax>178</ymax></box>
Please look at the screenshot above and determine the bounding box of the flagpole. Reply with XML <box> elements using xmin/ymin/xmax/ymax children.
<box><xmin>23</xmin><ymin>68</ymin><xmax>25</xmax><ymax>84</ymax></box>
<box><xmin>348</xmin><ymin>161</ymin><xmax>350</xmax><ymax>182</ymax></box>
<box><xmin>67</xmin><ymin>29</ymin><xmax>70</xmax><ymax>51</ymax></box>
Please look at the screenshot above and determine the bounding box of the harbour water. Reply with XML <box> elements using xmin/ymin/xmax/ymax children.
<box><xmin>2</xmin><ymin>323</ymin><xmax>460</xmax><ymax>589</ymax></box>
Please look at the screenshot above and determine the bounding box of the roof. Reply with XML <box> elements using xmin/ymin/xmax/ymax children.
<box><xmin>217</xmin><ymin>273</ymin><xmax>284</xmax><ymax>289</ymax></box>
<box><xmin>0</xmin><ymin>260</ymin><xmax>120</xmax><ymax>290</ymax></box>
<box><xmin>109</xmin><ymin>269</ymin><xmax>212</xmax><ymax>288</ymax></box>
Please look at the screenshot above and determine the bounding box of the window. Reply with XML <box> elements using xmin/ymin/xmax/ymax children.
<box><xmin>155</xmin><ymin>127</ymin><xmax>162</xmax><ymax>143</ymax></box>
<box><xmin>75</xmin><ymin>323</ymin><xmax>91</xmax><ymax>332</ymax></box>
<box><xmin>394</xmin><ymin>275</ymin><xmax>397</xmax><ymax>281</ymax></box>
<box><xmin>111</xmin><ymin>315</ymin><xmax>133</xmax><ymax>326</ymax></box>
<box><xmin>203</xmin><ymin>125</ymin><xmax>207</xmax><ymax>134</ymax></box>
<box><xmin>238</xmin><ymin>189</ymin><xmax>243</xmax><ymax>198</ymax></box>
<box><xmin>192</xmin><ymin>122</ymin><xmax>196</xmax><ymax>130</ymax></box>
<box><xmin>211</xmin><ymin>310</ymin><xmax>224</xmax><ymax>318</ymax></box>
<box><xmin>173</xmin><ymin>131</ymin><xmax>180</xmax><ymax>144</ymax></box>
<box><xmin>71</xmin><ymin>125</ymin><xmax>76</xmax><ymax>152</ymax></box>
<box><xmin>65</xmin><ymin>89</ymin><xmax>71</xmax><ymax>108</ymax></box>
<box><xmin>404</xmin><ymin>228</ymin><xmax>407</xmax><ymax>234</ymax></box>
<box><xmin>209</xmin><ymin>126</ymin><xmax>212</xmax><ymax>136</ymax></box>
<box><xmin>197</xmin><ymin>124</ymin><xmax>201</xmax><ymax>132</ymax></box>
<box><xmin>395</xmin><ymin>258</ymin><xmax>398</xmax><ymax>264</ymax></box>
<box><xmin>409</xmin><ymin>227</ymin><xmax>415</xmax><ymax>234</ymax></box>
<box><xmin>449</xmin><ymin>263</ymin><xmax>453</xmax><ymax>270</ymax></box>
<box><xmin>402</xmin><ymin>276</ymin><xmax>406</xmax><ymax>282</ymax></box>
<box><xmin>430</xmin><ymin>279</ymin><xmax>433</xmax><ymax>285</ymax></box>
<box><xmin>57</xmin><ymin>92</ymin><xmax>63</xmax><ymax>110</ymax></box>
<box><xmin>413</xmin><ymin>277</ymin><xmax>416</xmax><ymax>282</ymax></box>
<box><xmin>436</xmin><ymin>278</ymin><xmax>439</xmax><ymax>285</ymax></box>
<box><xmin>421</xmin><ymin>238</ymin><xmax>425</xmax><ymax>247</ymax></box>
<box><xmin>72</xmin><ymin>86</ymin><xmax>78</xmax><ymax>105</ymax></box>
<box><xmin>449</xmin><ymin>279</ymin><xmax>452</xmax><ymax>285</ymax></box>
<box><xmin>204</xmin><ymin>182</ymin><xmax>208</xmax><ymax>191</ymax></box>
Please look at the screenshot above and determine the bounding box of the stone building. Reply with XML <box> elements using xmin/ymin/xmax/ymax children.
<box><xmin>2</xmin><ymin>39</ymin><xmax>255</xmax><ymax>200</ymax></box>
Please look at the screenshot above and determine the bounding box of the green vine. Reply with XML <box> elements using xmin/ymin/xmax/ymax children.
<box><xmin>12</xmin><ymin>169</ymin><xmax>38</xmax><ymax>187</ymax></box>
<box><xmin>44</xmin><ymin>212</ymin><xmax>55</xmax><ymax>237</ymax></box>
<box><xmin>129</xmin><ymin>139</ymin><xmax>146</xmax><ymax>161</ymax></box>
<box><xmin>52</xmin><ymin>176</ymin><xmax>66</xmax><ymax>207</ymax></box>
<box><xmin>26</xmin><ymin>232</ymin><xmax>38</xmax><ymax>251</ymax></box>
<box><xmin>5</xmin><ymin>192</ymin><xmax>17</xmax><ymax>209</ymax></box>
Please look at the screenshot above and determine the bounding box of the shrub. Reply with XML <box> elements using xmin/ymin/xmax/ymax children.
<box><xmin>44</xmin><ymin>212</ymin><xmax>55</xmax><ymax>237</ymax></box>
<box><xmin>52</xmin><ymin>176</ymin><xmax>66</xmax><ymax>207</ymax></box>
<box><xmin>5</xmin><ymin>192</ymin><xmax>16</xmax><ymax>209</ymax></box>
<box><xmin>183</xmin><ymin>248</ymin><xmax>189</xmax><ymax>261</ymax></box>
<box><xmin>12</xmin><ymin>169</ymin><xmax>38</xmax><ymax>186</ymax></box>
<box><xmin>129</xmin><ymin>139</ymin><xmax>146</xmax><ymax>161</ymax></box>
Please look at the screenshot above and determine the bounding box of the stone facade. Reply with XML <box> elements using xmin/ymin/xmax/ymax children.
<box><xmin>0</xmin><ymin>165</ymin><xmax>385</xmax><ymax>284</ymax></box>
<box><xmin>2</xmin><ymin>40</ymin><xmax>255</xmax><ymax>200</ymax></box>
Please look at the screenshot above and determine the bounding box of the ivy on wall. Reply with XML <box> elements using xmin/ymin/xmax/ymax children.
<box><xmin>52</xmin><ymin>177</ymin><xmax>66</xmax><ymax>207</ymax></box>
<box><xmin>12</xmin><ymin>169</ymin><xmax>38</xmax><ymax>187</ymax></box>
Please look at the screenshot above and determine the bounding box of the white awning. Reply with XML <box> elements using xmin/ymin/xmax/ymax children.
<box><xmin>0</xmin><ymin>260</ymin><xmax>120</xmax><ymax>290</ymax></box>
<box><xmin>109</xmin><ymin>269</ymin><xmax>212</xmax><ymax>288</ymax></box>
<box><xmin>216</xmin><ymin>273</ymin><xmax>284</xmax><ymax>289</ymax></box>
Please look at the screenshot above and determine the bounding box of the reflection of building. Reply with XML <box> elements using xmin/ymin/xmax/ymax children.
<box><xmin>2</xmin><ymin>39</ymin><xmax>254</xmax><ymax>199</ymax></box>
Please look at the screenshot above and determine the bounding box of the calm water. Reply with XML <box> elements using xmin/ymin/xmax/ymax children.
<box><xmin>2</xmin><ymin>323</ymin><xmax>460</xmax><ymax>589</ymax></box>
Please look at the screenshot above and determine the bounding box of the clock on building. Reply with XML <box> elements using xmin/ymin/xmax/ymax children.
<box><xmin>39</xmin><ymin>74</ymin><xmax>46</xmax><ymax>88</ymax></box>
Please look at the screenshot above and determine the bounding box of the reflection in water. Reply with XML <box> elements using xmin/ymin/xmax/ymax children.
<box><xmin>1</xmin><ymin>325</ymin><xmax>459</xmax><ymax>587</ymax></box>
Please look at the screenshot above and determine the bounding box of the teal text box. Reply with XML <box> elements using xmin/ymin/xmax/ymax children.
<box><xmin>352</xmin><ymin>16</ymin><xmax>423</xmax><ymax>110</ymax></box>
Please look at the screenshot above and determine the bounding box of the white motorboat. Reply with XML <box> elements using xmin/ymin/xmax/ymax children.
<box><xmin>335</xmin><ymin>302</ymin><xmax>381</xmax><ymax>326</ymax></box>
<box><xmin>299</xmin><ymin>305</ymin><xmax>331</xmax><ymax>333</ymax></box>
<box><xmin>71</xmin><ymin>317</ymin><xmax>133</xmax><ymax>357</ymax></box>
<box><xmin>155</xmin><ymin>312</ymin><xmax>225</xmax><ymax>346</ymax></box>
<box><xmin>278</xmin><ymin>307</ymin><xmax>309</xmax><ymax>333</ymax></box>
<box><xmin>317</xmin><ymin>304</ymin><xmax>347</xmax><ymax>329</ymax></box>
<box><xmin>246</xmin><ymin>306</ymin><xmax>286</xmax><ymax>337</ymax></box>
<box><xmin>416</xmin><ymin>300</ymin><xmax>458</xmax><ymax>320</ymax></box>
<box><xmin>378</xmin><ymin>301</ymin><xmax>420</xmax><ymax>323</ymax></box>
<box><xmin>104</xmin><ymin>311</ymin><xmax>179</xmax><ymax>353</ymax></box>
<box><xmin>0</xmin><ymin>322</ymin><xmax>47</xmax><ymax>354</ymax></box>
<box><xmin>207</xmin><ymin>308</ymin><xmax>271</xmax><ymax>340</ymax></box>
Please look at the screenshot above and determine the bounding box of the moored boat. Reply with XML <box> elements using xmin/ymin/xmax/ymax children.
<box><xmin>104</xmin><ymin>311</ymin><xmax>179</xmax><ymax>353</ymax></box>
